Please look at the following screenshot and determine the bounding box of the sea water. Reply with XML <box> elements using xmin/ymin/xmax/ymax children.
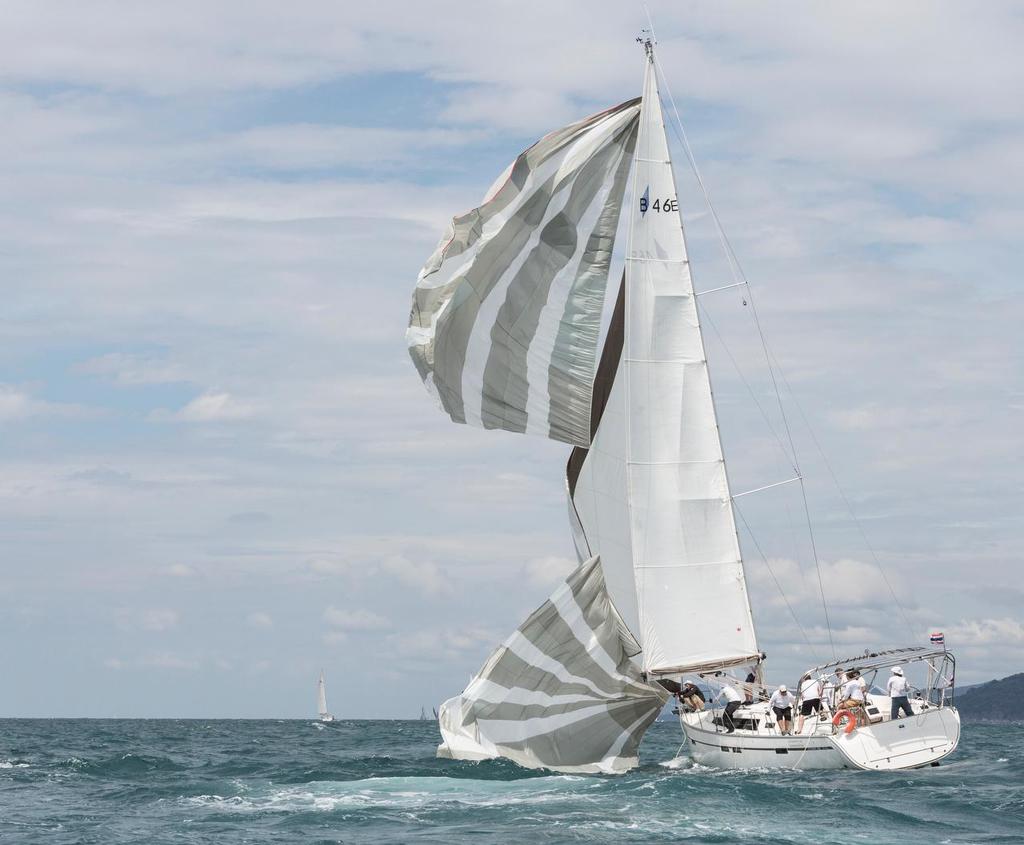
<box><xmin>0</xmin><ymin>719</ymin><xmax>1020</xmax><ymax>844</ymax></box>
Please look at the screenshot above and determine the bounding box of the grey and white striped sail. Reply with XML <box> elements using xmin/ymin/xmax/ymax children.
<box><xmin>568</xmin><ymin>52</ymin><xmax>760</xmax><ymax>676</ymax></box>
<box><xmin>407</xmin><ymin>99</ymin><xmax>640</xmax><ymax>447</ymax></box>
<box><xmin>436</xmin><ymin>555</ymin><xmax>668</xmax><ymax>774</ymax></box>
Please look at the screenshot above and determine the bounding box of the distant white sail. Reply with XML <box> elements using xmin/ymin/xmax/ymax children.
<box><xmin>437</xmin><ymin>556</ymin><xmax>668</xmax><ymax>774</ymax></box>
<box><xmin>317</xmin><ymin>670</ymin><xmax>333</xmax><ymax>721</ymax></box>
<box><xmin>408</xmin><ymin>98</ymin><xmax>641</xmax><ymax>446</ymax></box>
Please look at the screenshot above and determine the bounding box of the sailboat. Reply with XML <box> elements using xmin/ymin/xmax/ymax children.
<box><xmin>406</xmin><ymin>34</ymin><xmax>960</xmax><ymax>773</ymax></box>
<box><xmin>316</xmin><ymin>670</ymin><xmax>335</xmax><ymax>723</ymax></box>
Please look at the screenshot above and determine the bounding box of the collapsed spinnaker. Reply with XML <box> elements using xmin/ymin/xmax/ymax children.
<box><xmin>437</xmin><ymin>556</ymin><xmax>668</xmax><ymax>774</ymax></box>
<box><xmin>407</xmin><ymin>98</ymin><xmax>640</xmax><ymax>447</ymax></box>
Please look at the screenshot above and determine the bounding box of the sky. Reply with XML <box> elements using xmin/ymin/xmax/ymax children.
<box><xmin>1</xmin><ymin>1</ymin><xmax>1021</xmax><ymax>718</ymax></box>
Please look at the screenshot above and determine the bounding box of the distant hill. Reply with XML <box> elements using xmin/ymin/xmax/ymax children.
<box><xmin>956</xmin><ymin>673</ymin><xmax>1024</xmax><ymax>722</ymax></box>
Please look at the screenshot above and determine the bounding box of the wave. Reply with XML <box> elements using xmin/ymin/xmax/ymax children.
<box><xmin>55</xmin><ymin>753</ymin><xmax>185</xmax><ymax>776</ymax></box>
<box><xmin>181</xmin><ymin>774</ymin><xmax>596</xmax><ymax>814</ymax></box>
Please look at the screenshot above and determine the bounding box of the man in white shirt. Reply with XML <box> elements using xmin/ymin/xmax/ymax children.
<box><xmin>886</xmin><ymin>666</ymin><xmax>912</xmax><ymax>720</ymax></box>
<box><xmin>718</xmin><ymin>684</ymin><xmax>743</xmax><ymax>733</ymax></box>
<box><xmin>796</xmin><ymin>674</ymin><xmax>822</xmax><ymax>734</ymax></box>
<box><xmin>768</xmin><ymin>685</ymin><xmax>796</xmax><ymax>735</ymax></box>
<box><xmin>838</xmin><ymin>669</ymin><xmax>867</xmax><ymax>724</ymax></box>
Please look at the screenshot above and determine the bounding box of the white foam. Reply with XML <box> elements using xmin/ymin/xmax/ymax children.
<box><xmin>181</xmin><ymin>775</ymin><xmax>593</xmax><ymax>814</ymax></box>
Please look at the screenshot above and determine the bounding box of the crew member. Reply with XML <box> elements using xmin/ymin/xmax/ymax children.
<box><xmin>887</xmin><ymin>666</ymin><xmax>912</xmax><ymax>720</ymax></box>
<box><xmin>796</xmin><ymin>673</ymin><xmax>822</xmax><ymax>733</ymax></box>
<box><xmin>768</xmin><ymin>684</ymin><xmax>796</xmax><ymax>735</ymax></box>
<box><xmin>679</xmin><ymin>682</ymin><xmax>705</xmax><ymax>712</ymax></box>
<box><xmin>839</xmin><ymin>670</ymin><xmax>867</xmax><ymax>723</ymax></box>
<box><xmin>718</xmin><ymin>684</ymin><xmax>742</xmax><ymax>734</ymax></box>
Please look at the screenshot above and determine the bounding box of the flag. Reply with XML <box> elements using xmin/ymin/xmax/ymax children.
<box><xmin>930</xmin><ymin>632</ymin><xmax>945</xmax><ymax>646</ymax></box>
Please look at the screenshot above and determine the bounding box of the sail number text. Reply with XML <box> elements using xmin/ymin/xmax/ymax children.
<box><xmin>639</xmin><ymin>196</ymin><xmax>678</xmax><ymax>214</ymax></box>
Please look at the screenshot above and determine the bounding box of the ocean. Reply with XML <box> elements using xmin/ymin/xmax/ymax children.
<box><xmin>1</xmin><ymin>719</ymin><xmax>1020</xmax><ymax>844</ymax></box>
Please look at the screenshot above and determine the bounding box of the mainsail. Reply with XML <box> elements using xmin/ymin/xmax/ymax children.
<box><xmin>408</xmin><ymin>41</ymin><xmax>760</xmax><ymax>772</ymax></box>
<box><xmin>436</xmin><ymin>556</ymin><xmax>668</xmax><ymax>774</ymax></box>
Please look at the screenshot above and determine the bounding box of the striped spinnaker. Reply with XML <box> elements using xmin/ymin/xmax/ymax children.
<box><xmin>407</xmin><ymin>99</ymin><xmax>640</xmax><ymax>447</ymax></box>
<box><xmin>436</xmin><ymin>555</ymin><xmax>668</xmax><ymax>774</ymax></box>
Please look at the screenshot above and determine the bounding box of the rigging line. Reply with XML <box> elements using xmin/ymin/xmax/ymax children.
<box><xmin>695</xmin><ymin>300</ymin><xmax>797</xmax><ymax>476</ymax></box>
<box><xmin>654</xmin><ymin>52</ymin><xmax>800</xmax><ymax>472</ymax></box>
<box><xmin>797</xmin><ymin>475</ymin><xmax>835</xmax><ymax>659</ymax></box>
<box><xmin>654</xmin><ymin>52</ymin><xmax>835</xmax><ymax>657</ymax></box>
<box><xmin>733</xmin><ymin>501</ymin><xmax>822</xmax><ymax>665</ymax></box>
<box><xmin>765</xmin><ymin>349</ymin><xmax>917</xmax><ymax>641</ymax></box>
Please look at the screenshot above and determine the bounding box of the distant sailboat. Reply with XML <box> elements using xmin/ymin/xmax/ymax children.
<box><xmin>317</xmin><ymin>670</ymin><xmax>335</xmax><ymax>723</ymax></box>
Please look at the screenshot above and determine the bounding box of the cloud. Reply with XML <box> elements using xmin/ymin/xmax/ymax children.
<box><xmin>0</xmin><ymin>387</ymin><xmax>33</xmax><ymax>421</ymax></box>
<box><xmin>308</xmin><ymin>558</ymin><xmax>354</xmax><ymax>577</ymax></box>
<box><xmin>246</xmin><ymin>611</ymin><xmax>273</xmax><ymax>629</ymax></box>
<box><xmin>323</xmin><ymin>607</ymin><xmax>391</xmax><ymax>632</ymax></box>
<box><xmin>165</xmin><ymin>564</ymin><xmax>197</xmax><ymax>578</ymax></box>
<box><xmin>151</xmin><ymin>392</ymin><xmax>257</xmax><ymax>423</ymax></box>
<box><xmin>139</xmin><ymin>652</ymin><xmax>200</xmax><ymax>671</ymax></box>
<box><xmin>140</xmin><ymin>609</ymin><xmax>180</xmax><ymax>631</ymax></box>
<box><xmin>747</xmin><ymin>556</ymin><xmax>905</xmax><ymax>612</ymax></box>
<box><xmin>944</xmin><ymin>618</ymin><xmax>1024</xmax><ymax>646</ymax></box>
<box><xmin>524</xmin><ymin>556</ymin><xmax>577</xmax><ymax>588</ymax></box>
<box><xmin>0</xmin><ymin>385</ymin><xmax>97</xmax><ymax>422</ymax></box>
<box><xmin>116</xmin><ymin>608</ymin><xmax>180</xmax><ymax>632</ymax></box>
<box><xmin>74</xmin><ymin>352</ymin><xmax>191</xmax><ymax>385</ymax></box>
<box><xmin>380</xmin><ymin>555</ymin><xmax>449</xmax><ymax>597</ymax></box>
<box><xmin>383</xmin><ymin>626</ymin><xmax>499</xmax><ymax>666</ymax></box>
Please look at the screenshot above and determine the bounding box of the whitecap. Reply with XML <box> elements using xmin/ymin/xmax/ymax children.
<box><xmin>181</xmin><ymin>775</ymin><xmax>594</xmax><ymax>814</ymax></box>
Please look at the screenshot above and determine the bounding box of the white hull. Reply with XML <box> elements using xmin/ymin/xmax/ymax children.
<box><xmin>680</xmin><ymin>700</ymin><xmax>960</xmax><ymax>771</ymax></box>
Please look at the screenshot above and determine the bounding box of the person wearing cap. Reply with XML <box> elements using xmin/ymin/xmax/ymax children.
<box><xmin>717</xmin><ymin>683</ymin><xmax>743</xmax><ymax>733</ymax></box>
<box><xmin>768</xmin><ymin>684</ymin><xmax>796</xmax><ymax>735</ymax></box>
<box><xmin>887</xmin><ymin>666</ymin><xmax>912</xmax><ymax>720</ymax></box>
<box><xmin>838</xmin><ymin>669</ymin><xmax>868</xmax><ymax>723</ymax></box>
<box><xmin>796</xmin><ymin>673</ymin><xmax>823</xmax><ymax>733</ymax></box>
<box><xmin>678</xmin><ymin>681</ymin><xmax>705</xmax><ymax>712</ymax></box>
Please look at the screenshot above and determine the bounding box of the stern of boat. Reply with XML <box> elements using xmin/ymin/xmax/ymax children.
<box><xmin>829</xmin><ymin>706</ymin><xmax>960</xmax><ymax>770</ymax></box>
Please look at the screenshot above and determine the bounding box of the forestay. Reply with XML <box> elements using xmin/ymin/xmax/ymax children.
<box><xmin>408</xmin><ymin>99</ymin><xmax>640</xmax><ymax>447</ymax></box>
<box><xmin>436</xmin><ymin>556</ymin><xmax>669</xmax><ymax>774</ymax></box>
<box><xmin>569</xmin><ymin>51</ymin><xmax>760</xmax><ymax>675</ymax></box>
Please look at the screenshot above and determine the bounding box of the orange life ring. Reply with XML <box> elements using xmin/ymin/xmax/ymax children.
<box><xmin>832</xmin><ymin>710</ymin><xmax>857</xmax><ymax>734</ymax></box>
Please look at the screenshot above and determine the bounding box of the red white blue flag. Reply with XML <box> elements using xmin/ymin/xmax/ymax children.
<box><xmin>930</xmin><ymin>632</ymin><xmax>945</xmax><ymax>646</ymax></box>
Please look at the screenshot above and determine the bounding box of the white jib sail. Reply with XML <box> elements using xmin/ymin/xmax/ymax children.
<box><xmin>408</xmin><ymin>99</ymin><xmax>640</xmax><ymax>447</ymax></box>
<box><xmin>436</xmin><ymin>556</ymin><xmax>668</xmax><ymax>774</ymax></box>
<box><xmin>570</xmin><ymin>50</ymin><xmax>760</xmax><ymax>675</ymax></box>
